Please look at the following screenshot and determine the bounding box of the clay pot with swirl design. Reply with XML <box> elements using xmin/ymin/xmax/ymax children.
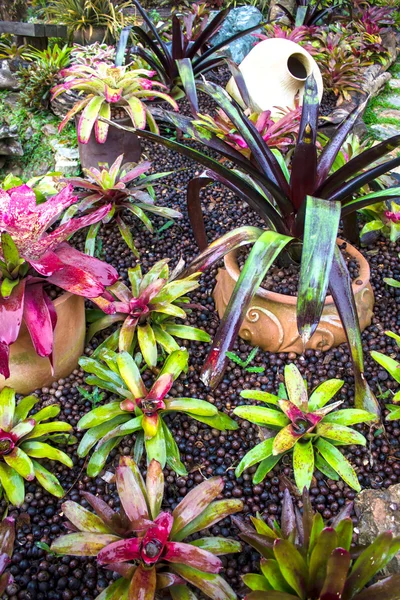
<box><xmin>213</xmin><ymin>240</ymin><xmax>374</xmax><ymax>354</ymax></box>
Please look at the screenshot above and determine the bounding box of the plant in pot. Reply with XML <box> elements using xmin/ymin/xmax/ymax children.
<box><xmin>77</xmin><ymin>349</ymin><xmax>237</xmax><ymax>476</ymax></box>
<box><xmin>45</xmin><ymin>0</ymin><xmax>133</xmax><ymax>44</ymax></box>
<box><xmin>129</xmin><ymin>0</ymin><xmax>265</xmax><ymax>97</ymax></box>
<box><xmin>0</xmin><ymin>386</ymin><xmax>75</xmax><ymax>506</ymax></box>
<box><xmin>51</xmin><ymin>62</ymin><xmax>179</xmax><ymax>169</ymax></box>
<box><xmin>50</xmin><ymin>457</ymin><xmax>243</xmax><ymax>599</ymax></box>
<box><xmin>62</xmin><ymin>154</ymin><xmax>181</xmax><ymax>256</ymax></box>
<box><xmin>123</xmin><ymin>66</ymin><xmax>400</xmax><ymax>415</ymax></box>
<box><xmin>0</xmin><ymin>183</ymin><xmax>118</xmax><ymax>392</ymax></box>
<box><xmin>233</xmin><ymin>488</ymin><xmax>400</xmax><ymax>599</ymax></box>
<box><xmin>233</xmin><ymin>363</ymin><xmax>376</xmax><ymax>488</ymax></box>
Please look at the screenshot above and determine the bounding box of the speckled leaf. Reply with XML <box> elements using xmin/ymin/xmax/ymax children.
<box><xmin>316</xmin><ymin>423</ymin><xmax>366</xmax><ymax>446</ymax></box>
<box><xmin>233</xmin><ymin>406</ymin><xmax>289</xmax><ymax>428</ymax></box>
<box><xmin>240</xmin><ymin>390</ymin><xmax>279</xmax><ymax>405</ymax></box>
<box><xmin>170</xmin><ymin>563</ymin><xmax>237</xmax><ymax>600</ymax></box>
<box><xmin>319</xmin><ymin>548</ymin><xmax>351</xmax><ymax>600</ymax></box>
<box><xmin>235</xmin><ymin>438</ymin><xmax>275</xmax><ymax>478</ymax></box>
<box><xmin>293</xmin><ymin>440</ymin><xmax>314</xmax><ymax>492</ymax></box>
<box><xmin>31</xmin><ymin>460</ymin><xmax>64</xmax><ymax>498</ymax></box>
<box><xmin>315</xmin><ymin>438</ymin><xmax>360</xmax><ymax>491</ymax></box>
<box><xmin>0</xmin><ymin>462</ymin><xmax>24</xmax><ymax>506</ymax></box>
<box><xmin>190</xmin><ymin>537</ymin><xmax>241</xmax><ymax>556</ymax></box>
<box><xmin>284</xmin><ymin>364</ymin><xmax>308</xmax><ymax>411</ymax></box>
<box><xmin>4</xmin><ymin>447</ymin><xmax>34</xmax><ymax>481</ymax></box>
<box><xmin>0</xmin><ymin>387</ymin><xmax>15</xmax><ymax>431</ymax></box>
<box><xmin>171</xmin><ymin>476</ymin><xmax>224</xmax><ymax>538</ymax></box>
<box><xmin>116</xmin><ymin>352</ymin><xmax>147</xmax><ymax>398</ymax></box>
<box><xmin>51</xmin><ymin>533</ymin><xmax>120</xmax><ymax>556</ymax></box>
<box><xmin>20</xmin><ymin>441</ymin><xmax>73</xmax><ymax>467</ymax></box>
<box><xmin>62</xmin><ymin>500</ymin><xmax>113</xmax><ymax>533</ymax></box>
<box><xmin>323</xmin><ymin>409</ymin><xmax>376</xmax><ymax>426</ymax></box>
<box><xmin>173</xmin><ymin>499</ymin><xmax>243</xmax><ymax>543</ymax></box>
<box><xmin>308</xmin><ymin>379</ymin><xmax>344</xmax><ymax>410</ymax></box>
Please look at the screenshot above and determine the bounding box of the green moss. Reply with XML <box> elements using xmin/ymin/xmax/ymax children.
<box><xmin>0</xmin><ymin>90</ymin><xmax>78</xmax><ymax>179</ymax></box>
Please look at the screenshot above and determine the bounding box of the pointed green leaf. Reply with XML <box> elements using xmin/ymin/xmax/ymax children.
<box><xmin>316</xmin><ymin>438</ymin><xmax>360</xmax><ymax>491</ymax></box>
<box><xmin>0</xmin><ymin>461</ymin><xmax>25</xmax><ymax>506</ymax></box>
<box><xmin>293</xmin><ymin>440</ymin><xmax>314</xmax><ymax>492</ymax></box>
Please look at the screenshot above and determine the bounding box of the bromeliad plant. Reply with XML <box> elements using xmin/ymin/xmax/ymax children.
<box><xmin>0</xmin><ymin>517</ymin><xmax>15</xmax><ymax>595</ymax></box>
<box><xmin>87</xmin><ymin>257</ymin><xmax>210</xmax><ymax>367</ymax></box>
<box><xmin>0</xmin><ymin>387</ymin><xmax>73</xmax><ymax>507</ymax></box>
<box><xmin>371</xmin><ymin>330</ymin><xmax>400</xmax><ymax>421</ymax></box>
<box><xmin>63</xmin><ymin>154</ymin><xmax>181</xmax><ymax>256</ymax></box>
<box><xmin>359</xmin><ymin>198</ymin><xmax>400</xmax><ymax>244</ymax></box>
<box><xmin>0</xmin><ymin>183</ymin><xmax>118</xmax><ymax>378</ymax></box>
<box><xmin>233</xmin><ymin>487</ymin><xmax>400</xmax><ymax>600</ymax></box>
<box><xmin>127</xmin><ymin>66</ymin><xmax>400</xmax><ymax>414</ymax></box>
<box><xmin>129</xmin><ymin>0</ymin><xmax>263</xmax><ymax>96</ymax></box>
<box><xmin>233</xmin><ymin>363</ymin><xmax>376</xmax><ymax>490</ymax></box>
<box><xmin>272</xmin><ymin>0</ymin><xmax>342</xmax><ymax>26</ymax></box>
<box><xmin>77</xmin><ymin>349</ymin><xmax>237</xmax><ymax>476</ymax></box>
<box><xmin>51</xmin><ymin>62</ymin><xmax>179</xmax><ymax>144</ymax></box>
<box><xmin>50</xmin><ymin>457</ymin><xmax>242</xmax><ymax>600</ymax></box>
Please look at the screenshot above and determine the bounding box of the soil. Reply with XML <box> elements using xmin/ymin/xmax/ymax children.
<box><xmin>237</xmin><ymin>242</ymin><xmax>361</xmax><ymax>296</ymax></box>
<box><xmin>2</xmin><ymin>80</ymin><xmax>400</xmax><ymax>600</ymax></box>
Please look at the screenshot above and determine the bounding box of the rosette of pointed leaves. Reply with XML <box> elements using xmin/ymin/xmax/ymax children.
<box><xmin>77</xmin><ymin>349</ymin><xmax>237</xmax><ymax>476</ymax></box>
<box><xmin>51</xmin><ymin>62</ymin><xmax>179</xmax><ymax>144</ymax></box>
<box><xmin>129</xmin><ymin>0</ymin><xmax>263</xmax><ymax>96</ymax></box>
<box><xmin>51</xmin><ymin>457</ymin><xmax>243</xmax><ymax>600</ymax></box>
<box><xmin>128</xmin><ymin>67</ymin><xmax>400</xmax><ymax>413</ymax></box>
<box><xmin>63</xmin><ymin>154</ymin><xmax>181</xmax><ymax>256</ymax></box>
<box><xmin>0</xmin><ymin>184</ymin><xmax>118</xmax><ymax>378</ymax></box>
<box><xmin>0</xmin><ymin>517</ymin><xmax>15</xmax><ymax>595</ymax></box>
<box><xmin>193</xmin><ymin>105</ymin><xmax>301</xmax><ymax>157</ymax></box>
<box><xmin>371</xmin><ymin>330</ymin><xmax>400</xmax><ymax>422</ymax></box>
<box><xmin>233</xmin><ymin>488</ymin><xmax>400</xmax><ymax>600</ymax></box>
<box><xmin>87</xmin><ymin>257</ymin><xmax>210</xmax><ymax>368</ymax></box>
<box><xmin>233</xmin><ymin>364</ymin><xmax>376</xmax><ymax>491</ymax></box>
<box><xmin>273</xmin><ymin>0</ymin><xmax>342</xmax><ymax>26</ymax></box>
<box><xmin>0</xmin><ymin>387</ymin><xmax>73</xmax><ymax>506</ymax></box>
<box><xmin>359</xmin><ymin>198</ymin><xmax>400</xmax><ymax>245</ymax></box>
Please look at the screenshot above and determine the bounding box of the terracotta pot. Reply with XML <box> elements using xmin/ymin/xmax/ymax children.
<box><xmin>0</xmin><ymin>293</ymin><xmax>86</xmax><ymax>395</ymax></box>
<box><xmin>213</xmin><ymin>240</ymin><xmax>374</xmax><ymax>354</ymax></box>
<box><xmin>73</xmin><ymin>27</ymin><xmax>108</xmax><ymax>45</ymax></box>
<box><xmin>76</xmin><ymin>116</ymin><xmax>141</xmax><ymax>170</ymax></box>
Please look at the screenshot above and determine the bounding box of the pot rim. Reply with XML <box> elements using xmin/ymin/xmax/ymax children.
<box><xmin>223</xmin><ymin>238</ymin><xmax>370</xmax><ymax>306</ymax></box>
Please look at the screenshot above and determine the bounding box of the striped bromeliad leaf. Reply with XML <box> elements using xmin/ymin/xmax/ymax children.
<box><xmin>77</xmin><ymin>349</ymin><xmax>238</xmax><ymax>477</ymax></box>
<box><xmin>0</xmin><ymin>387</ymin><xmax>73</xmax><ymax>507</ymax></box>
<box><xmin>0</xmin><ymin>183</ymin><xmax>118</xmax><ymax>378</ymax></box>
<box><xmin>86</xmin><ymin>257</ymin><xmax>210</xmax><ymax>368</ymax></box>
<box><xmin>233</xmin><ymin>363</ymin><xmax>376</xmax><ymax>490</ymax></box>
<box><xmin>233</xmin><ymin>488</ymin><xmax>400</xmax><ymax>600</ymax></box>
<box><xmin>51</xmin><ymin>62</ymin><xmax>178</xmax><ymax>143</ymax></box>
<box><xmin>62</xmin><ymin>154</ymin><xmax>180</xmax><ymax>257</ymax></box>
<box><xmin>0</xmin><ymin>516</ymin><xmax>14</xmax><ymax>595</ymax></box>
<box><xmin>124</xmin><ymin>64</ymin><xmax>400</xmax><ymax>412</ymax></box>
<box><xmin>50</xmin><ymin>457</ymin><xmax>242</xmax><ymax>600</ymax></box>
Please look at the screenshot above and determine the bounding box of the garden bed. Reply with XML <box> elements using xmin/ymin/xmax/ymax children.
<box><xmin>2</xmin><ymin>135</ymin><xmax>400</xmax><ymax>600</ymax></box>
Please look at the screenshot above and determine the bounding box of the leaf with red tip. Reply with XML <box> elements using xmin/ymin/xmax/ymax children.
<box><xmin>273</xmin><ymin>425</ymin><xmax>303</xmax><ymax>455</ymax></box>
<box><xmin>128</xmin><ymin>564</ymin><xmax>156</xmax><ymax>600</ymax></box>
<box><xmin>308</xmin><ymin>528</ymin><xmax>338</xmax><ymax>597</ymax></box>
<box><xmin>173</xmin><ymin>499</ymin><xmax>243</xmax><ymax>543</ymax></box>
<box><xmin>51</xmin><ymin>533</ymin><xmax>120</xmax><ymax>556</ymax></box>
<box><xmin>146</xmin><ymin>459</ymin><xmax>164</xmax><ymax>519</ymax></box>
<box><xmin>0</xmin><ymin>517</ymin><xmax>15</xmax><ymax>557</ymax></box>
<box><xmin>170</xmin><ymin>563</ymin><xmax>237</xmax><ymax>600</ymax></box>
<box><xmin>116</xmin><ymin>464</ymin><xmax>150</xmax><ymax>529</ymax></box>
<box><xmin>171</xmin><ymin>476</ymin><xmax>224</xmax><ymax>538</ymax></box>
<box><xmin>97</xmin><ymin>537</ymin><xmax>141</xmax><ymax>565</ymax></box>
<box><xmin>23</xmin><ymin>283</ymin><xmax>55</xmax><ymax>361</ymax></box>
<box><xmin>62</xmin><ymin>501</ymin><xmax>113</xmax><ymax>533</ymax></box>
<box><xmin>164</xmin><ymin>541</ymin><xmax>222</xmax><ymax>573</ymax></box>
<box><xmin>0</xmin><ymin>280</ymin><xmax>25</xmax><ymax>378</ymax></box>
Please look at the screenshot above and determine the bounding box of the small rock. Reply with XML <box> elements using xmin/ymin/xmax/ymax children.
<box><xmin>378</xmin><ymin>108</ymin><xmax>400</xmax><ymax>120</ymax></box>
<box><xmin>42</xmin><ymin>124</ymin><xmax>58</xmax><ymax>137</ymax></box>
<box><xmin>354</xmin><ymin>484</ymin><xmax>400</xmax><ymax>574</ymax></box>
<box><xmin>0</xmin><ymin>60</ymin><xmax>20</xmax><ymax>91</ymax></box>
<box><xmin>386</xmin><ymin>94</ymin><xmax>400</xmax><ymax>109</ymax></box>
<box><xmin>389</xmin><ymin>79</ymin><xmax>400</xmax><ymax>90</ymax></box>
<box><xmin>3</xmin><ymin>92</ymin><xmax>19</xmax><ymax>109</ymax></box>
<box><xmin>50</xmin><ymin>140</ymin><xmax>80</xmax><ymax>175</ymax></box>
<box><xmin>370</xmin><ymin>123</ymin><xmax>400</xmax><ymax>139</ymax></box>
<box><xmin>0</xmin><ymin>124</ymin><xmax>23</xmax><ymax>156</ymax></box>
<box><xmin>210</xmin><ymin>6</ymin><xmax>263</xmax><ymax>64</ymax></box>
